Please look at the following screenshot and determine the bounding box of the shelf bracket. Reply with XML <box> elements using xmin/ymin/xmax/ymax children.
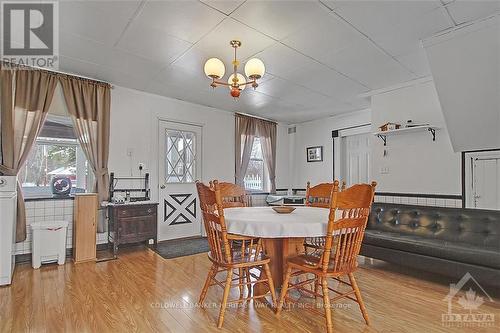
<box><xmin>376</xmin><ymin>134</ymin><xmax>387</xmax><ymax>146</ymax></box>
<box><xmin>428</xmin><ymin>127</ymin><xmax>436</xmax><ymax>141</ymax></box>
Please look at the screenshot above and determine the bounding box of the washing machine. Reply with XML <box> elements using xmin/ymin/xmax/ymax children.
<box><xmin>0</xmin><ymin>176</ymin><xmax>17</xmax><ymax>285</ymax></box>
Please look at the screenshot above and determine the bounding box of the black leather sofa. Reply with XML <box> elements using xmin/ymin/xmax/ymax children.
<box><xmin>361</xmin><ymin>203</ymin><xmax>500</xmax><ymax>287</ymax></box>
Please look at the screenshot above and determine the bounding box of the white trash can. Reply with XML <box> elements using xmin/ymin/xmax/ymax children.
<box><xmin>31</xmin><ymin>220</ymin><xmax>69</xmax><ymax>269</ymax></box>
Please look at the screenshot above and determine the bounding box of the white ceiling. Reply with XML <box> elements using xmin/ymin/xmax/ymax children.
<box><xmin>54</xmin><ymin>0</ymin><xmax>500</xmax><ymax>123</ymax></box>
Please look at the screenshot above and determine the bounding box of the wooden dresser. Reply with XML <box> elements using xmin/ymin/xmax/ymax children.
<box><xmin>108</xmin><ymin>202</ymin><xmax>158</xmax><ymax>255</ymax></box>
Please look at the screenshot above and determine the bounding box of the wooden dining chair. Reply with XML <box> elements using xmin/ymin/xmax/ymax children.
<box><xmin>210</xmin><ymin>181</ymin><xmax>252</xmax><ymax>208</ymax></box>
<box><xmin>303</xmin><ymin>181</ymin><xmax>346</xmax><ymax>253</ymax></box>
<box><xmin>196</xmin><ymin>180</ymin><xmax>277</xmax><ymax>328</ymax></box>
<box><xmin>210</xmin><ymin>181</ymin><xmax>254</xmax><ymax>298</ymax></box>
<box><xmin>277</xmin><ymin>180</ymin><xmax>377</xmax><ymax>333</ymax></box>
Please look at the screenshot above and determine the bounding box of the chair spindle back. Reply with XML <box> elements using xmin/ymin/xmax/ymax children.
<box><xmin>305</xmin><ymin>181</ymin><xmax>346</xmax><ymax>208</ymax></box>
<box><xmin>196</xmin><ymin>181</ymin><xmax>232</xmax><ymax>264</ymax></box>
<box><xmin>321</xmin><ymin>181</ymin><xmax>377</xmax><ymax>274</ymax></box>
<box><xmin>211</xmin><ymin>181</ymin><xmax>251</xmax><ymax>208</ymax></box>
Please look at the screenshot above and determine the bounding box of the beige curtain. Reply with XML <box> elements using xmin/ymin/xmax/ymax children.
<box><xmin>235</xmin><ymin>114</ymin><xmax>256</xmax><ymax>187</ymax></box>
<box><xmin>256</xmin><ymin>119</ymin><xmax>277</xmax><ymax>193</ymax></box>
<box><xmin>59</xmin><ymin>77</ymin><xmax>110</xmax><ymax>232</ymax></box>
<box><xmin>0</xmin><ymin>66</ymin><xmax>57</xmax><ymax>242</ymax></box>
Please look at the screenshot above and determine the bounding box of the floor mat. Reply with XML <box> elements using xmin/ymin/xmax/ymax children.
<box><xmin>154</xmin><ymin>237</ymin><xmax>209</xmax><ymax>259</ymax></box>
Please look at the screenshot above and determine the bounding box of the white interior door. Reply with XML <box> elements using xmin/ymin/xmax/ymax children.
<box><xmin>341</xmin><ymin>133</ymin><xmax>371</xmax><ymax>186</ymax></box>
<box><xmin>158</xmin><ymin>121</ymin><xmax>202</xmax><ymax>241</ymax></box>
<box><xmin>472</xmin><ymin>156</ymin><xmax>500</xmax><ymax>209</ymax></box>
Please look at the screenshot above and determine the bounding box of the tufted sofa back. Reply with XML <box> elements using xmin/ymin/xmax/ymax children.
<box><xmin>368</xmin><ymin>203</ymin><xmax>500</xmax><ymax>249</ymax></box>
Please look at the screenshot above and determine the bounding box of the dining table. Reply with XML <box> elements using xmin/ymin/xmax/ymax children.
<box><xmin>224</xmin><ymin>206</ymin><xmax>331</xmax><ymax>295</ymax></box>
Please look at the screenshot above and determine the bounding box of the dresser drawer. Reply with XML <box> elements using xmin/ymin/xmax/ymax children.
<box><xmin>115</xmin><ymin>205</ymin><xmax>156</xmax><ymax>217</ymax></box>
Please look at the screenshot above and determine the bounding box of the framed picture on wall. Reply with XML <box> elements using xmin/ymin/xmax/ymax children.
<box><xmin>307</xmin><ymin>146</ymin><xmax>323</xmax><ymax>162</ymax></box>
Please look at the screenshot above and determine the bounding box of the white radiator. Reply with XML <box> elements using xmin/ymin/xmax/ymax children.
<box><xmin>0</xmin><ymin>176</ymin><xmax>17</xmax><ymax>286</ymax></box>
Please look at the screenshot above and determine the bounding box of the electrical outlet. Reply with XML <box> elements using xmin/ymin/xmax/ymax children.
<box><xmin>148</xmin><ymin>239</ymin><xmax>154</xmax><ymax>245</ymax></box>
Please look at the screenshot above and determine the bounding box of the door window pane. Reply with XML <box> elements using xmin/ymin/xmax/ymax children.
<box><xmin>165</xmin><ymin>129</ymin><xmax>196</xmax><ymax>183</ymax></box>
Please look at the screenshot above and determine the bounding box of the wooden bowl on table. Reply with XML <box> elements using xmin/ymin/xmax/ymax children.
<box><xmin>272</xmin><ymin>206</ymin><xmax>296</xmax><ymax>214</ymax></box>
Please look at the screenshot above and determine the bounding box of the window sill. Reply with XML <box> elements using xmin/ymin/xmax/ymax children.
<box><xmin>24</xmin><ymin>195</ymin><xmax>75</xmax><ymax>202</ymax></box>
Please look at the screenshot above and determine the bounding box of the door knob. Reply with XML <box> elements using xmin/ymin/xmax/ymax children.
<box><xmin>160</xmin><ymin>184</ymin><xmax>166</xmax><ymax>189</ymax></box>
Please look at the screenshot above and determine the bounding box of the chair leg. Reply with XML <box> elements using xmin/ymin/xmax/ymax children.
<box><xmin>238</xmin><ymin>268</ymin><xmax>244</xmax><ymax>300</ymax></box>
<box><xmin>348</xmin><ymin>273</ymin><xmax>370</xmax><ymax>325</ymax></box>
<box><xmin>276</xmin><ymin>266</ymin><xmax>292</xmax><ymax>315</ymax></box>
<box><xmin>245</xmin><ymin>268</ymin><xmax>252</xmax><ymax>296</ymax></box>
<box><xmin>321</xmin><ymin>278</ymin><xmax>333</xmax><ymax>333</ymax></box>
<box><xmin>314</xmin><ymin>276</ymin><xmax>320</xmax><ymax>299</ymax></box>
<box><xmin>199</xmin><ymin>263</ymin><xmax>217</xmax><ymax>304</ymax></box>
<box><xmin>217</xmin><ymin>269</ymin><xmax>233</xmax><ymax>328</ymax></box>
<box><xmin>263</xmin><ymin>263</ymin><xmax>277</xmax><ymax>309</ymax></box>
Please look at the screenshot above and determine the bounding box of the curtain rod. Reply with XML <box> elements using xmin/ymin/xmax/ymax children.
<box><xmin>1</xmin><ymin>60</ymin><xmax>113</xmax><ymax>88</ymax></box>
<box><xmin>235</xmin><ymin>112</ymin><xmax>277</xmax><ymax>124</ymax></box>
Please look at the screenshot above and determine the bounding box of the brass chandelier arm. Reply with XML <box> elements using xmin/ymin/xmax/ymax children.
<box><xmin>210</xmin><ymin>78</ymin><xmax>258</xmax><ymax>88</ymax></box>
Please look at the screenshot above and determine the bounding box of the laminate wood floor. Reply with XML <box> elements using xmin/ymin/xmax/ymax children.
<box><xmin>1</xmin><ymin>246</ymin><xmax>498</xmax><ymax>333</ymax></box>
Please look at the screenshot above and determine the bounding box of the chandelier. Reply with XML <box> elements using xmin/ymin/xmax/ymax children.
<box><xmin>203</xmin><ymin>40</ymin><xmax>265</xmax><ymax>98</ymax></box>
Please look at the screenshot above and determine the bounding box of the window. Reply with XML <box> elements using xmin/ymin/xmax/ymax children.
<box><xmin>244</xmin><ymin>137</ymin><xmax>268</xmax><ymax>192</ymax></box>
<box><xmin>20</xmin><ymin>117</ymin><xmax>93</xmax><ymax>198</ymax></box>
<box><xmin>165</xmin><ymin>129</ymin><xmax>196</xmax><ymax>183</ymax></box>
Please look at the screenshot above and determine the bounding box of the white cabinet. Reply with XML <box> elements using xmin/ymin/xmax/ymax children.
<box><xmin>0</xmin><ymin>176</ymin><xmax>17</xmax><ymax>286</ymax></box>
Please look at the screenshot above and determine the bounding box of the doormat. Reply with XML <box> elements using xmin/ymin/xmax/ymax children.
<box><xmin>154</xmin><ymin>237</ymin><xmax>209</xmax><ymax>259</ymax></box>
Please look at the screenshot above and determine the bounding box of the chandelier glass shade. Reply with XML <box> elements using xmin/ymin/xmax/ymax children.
<box><xmin>203</xmin><ymin>40</ymin><xmax>265</xmax><ymax>98</ymax></box>
<box><xmin>204</xmin><ymin>58</ymin><xmax>225</xmax><ymax>79</ymax></box>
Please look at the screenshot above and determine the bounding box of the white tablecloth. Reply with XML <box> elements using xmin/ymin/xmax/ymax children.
<box><xmin>224</xmin><ymin>206</ymin><xmax>330</xmax><ymax>238</ymax></box>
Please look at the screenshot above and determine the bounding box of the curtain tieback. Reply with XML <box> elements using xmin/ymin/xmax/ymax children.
<box><xmin>95</xmin><ymin>169</ymin><xmax>108</xmax><ymax>177</ymax></box>
<box><xmin>0</xmin><ymin>165</ymin><xmax>17</xmax><ymax>176</ymax></box>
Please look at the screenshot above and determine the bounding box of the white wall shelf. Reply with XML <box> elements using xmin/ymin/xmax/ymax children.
<box><xmin>373</xmin><ymin>125</ymin><xmax>439</xmax><ymax>146</ymax></box>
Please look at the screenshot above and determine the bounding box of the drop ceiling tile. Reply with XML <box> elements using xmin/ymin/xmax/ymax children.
<box><xmin>396</xmin><ymin>48</ymin><xmax>432</xmax><ymax>78</ymax></box>
<box><xmin>231</xmin><ymin>0</ymin><xmax>327</xmax><ymax>40</ymax></box>
<box><xmin>94</xmin><ymin>67</ymin><xmax>151</xmax><ymax>92</ymax></box>
<box><xmin>257</xmin><ymin>77</ymin><xmax>336</xmax><ymax>107</ymax></box>
<box><xmin>285</xmin><ymin>61</ymin><xmax>368</xmax><ymax>100</ymax></box>
<box><xmin>133</xmin><ymin>0</ymin><xmax>226</xmax><ymax>43</ymax></box>
<box><xmin>327</xmin><ymin>40</ymin><xmax>415</xmax><ymax>89</ymax></box>
<box><xmin>59</xmin><ymin>0</ymin><xmax>142</xmax><ymax>45</ymax></box>
<box><xmin>116</xmin><ymin>23</ymin><xmax>193</xmax><ymax>65</ymax></box>
<box><xmin>282</xmin><ymin>12</ymin><xmax>365</xmax><ymax>63</ymax></box>
<box><xmin>59</xmin><ymin>56</ymin><xmax>99</xmax><ymax>79</ymax></box>
<box><xmin>333</xmin><ymin>1</ymin><xmax>450</xmax><ymax>56</ymax></box>
<box><xmin>372</xmin><ymin>7</ymin><xmax>453</xmax><ymax>56</ymax></box>
<box><xmin>173</xmin><ymin>18</ymin><xmax>276</xmax><ymax>75</ymax></box>
<box><xmin>60</xmin><ymin>56</ymin><xmax>149</xmax><ymax>92</ymax></box>
<box><xmin>60</xmin><ymin>32</ymin><xmax>159</xmax><ymax>81</ymax></box>
<box><xmin>155</xmin><ymin>64</ymin><xmax>212</xmax><ymax>94</ymax></box>
<box><xmin>447</xmin><ymin>0</ymin><xmax>500</xmax><ymax>24</ymax></box>
<box><xmin>200</xmin><ymin>0</ymin><xmax>245</xmax><ymax>15</ymax></box>
<box><xmin>250</xmin><ymin>43</ymin><xmax>318</xmax><ymax>78</ymax></box>
<box><xmin>333</xmin><ymin>1</ymin><xmax>442</xmax><ymax>37</ymax></box>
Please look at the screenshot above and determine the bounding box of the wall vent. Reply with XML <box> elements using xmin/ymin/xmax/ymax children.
<box><xmin>288</xmin><ymin>126</ymin><xmax>296</xmax><ymax>134</ymax></box>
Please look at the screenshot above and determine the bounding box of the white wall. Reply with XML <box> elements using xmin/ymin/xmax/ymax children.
<box><xmin>371</xmin><ymin>81</ymin><xmax>461</xmax><ymax>195</ymax></box>
<box><xmin>275</xmin><ymin>124</ymin><xmax>290</xmax><ymax>189</ymax></box>
<box><xmin>291</xmin><ymin>109</ymin><xmax>371</xmax><ymax>187</ymax></box>
<box><xmin>109</xmin><ymin>86</ymin><xmax>290</xmax><ymax>198</ymax></box>
<box><xmin>109</xmin><ymin>86</ymin><xmax>234</xmax><ymax>201</ymax></box>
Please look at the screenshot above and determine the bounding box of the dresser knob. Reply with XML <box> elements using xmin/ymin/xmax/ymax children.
<box><xmin>147</xmin><ymin>209</ymin><xmax>152</xmax><ymax>213</ymax></box>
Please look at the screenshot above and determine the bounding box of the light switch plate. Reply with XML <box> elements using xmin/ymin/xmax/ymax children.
<box><xmin>380</xmin><ymin>167</ymin><xmax>390</xmax><ymax>174</ymax></box>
